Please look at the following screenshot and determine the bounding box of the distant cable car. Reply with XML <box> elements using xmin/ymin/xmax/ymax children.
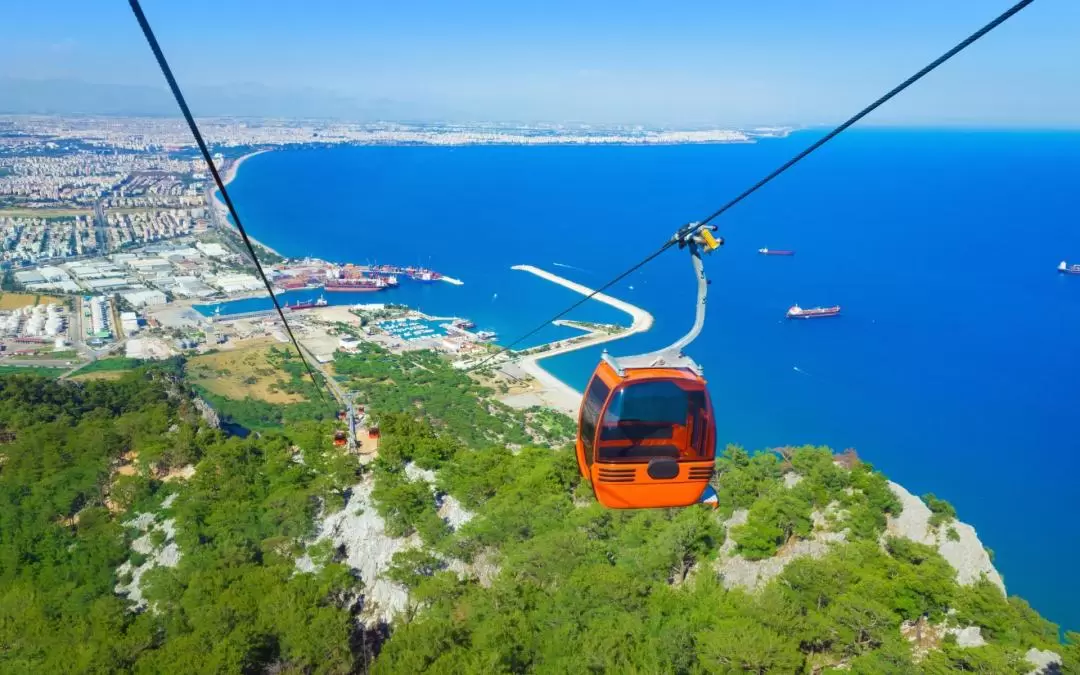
<box><xmin>576</xmin><ymin>223</ymin><xmax>722</xmax><ymax>509</ymax></box>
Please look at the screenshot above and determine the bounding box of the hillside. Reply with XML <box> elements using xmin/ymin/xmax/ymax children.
<box><xmin>0</xmin><ymin>358</ymin><xmax>1076</xmax><ymax>674</ymax></box>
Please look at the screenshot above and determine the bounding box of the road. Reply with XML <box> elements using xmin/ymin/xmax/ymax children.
<box><xmin>92</xmin><ymin>199</ymin><xmax>109</xmax><ymax>254</ymax></box>
<box><xmin>91</xmin><ymin>172</ymin><xmax>144</xmax><ymax>254</ymax></box>
<box><xmin>69</xmin><ymin>295</ymin><xmax>85</xmax><ymax>354</ymax></box>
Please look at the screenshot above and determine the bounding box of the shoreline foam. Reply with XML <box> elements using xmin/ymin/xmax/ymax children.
<box><xmin>509</xmin><ymin>264</ymin><xmax>654</xmax><ymax>413</ymax></box>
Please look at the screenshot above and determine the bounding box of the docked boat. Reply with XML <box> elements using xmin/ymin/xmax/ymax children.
<box><xmin>787</xmin><ymin>304</ymin><xmax>840</xmax><ymax>319</ymax></box>
<box><xmin>475</xmin><ymin>330</ymin><xmax>497</xmax><ymax>341</ymax></box>
<box><xmin>324</xmin><ymin>277</ymin><xmax>389</xmax><ymax>292</ymax></box>
<box><xmin>1058</xmin><ymin>261</ymin><xmax>1080</xmax><ymax>275</ymax></box>
<box><xmin>288</xmin><ymin>295</ymin><xmax>328</xmax><ymax>310</ymax></box>
<box><xmin>409</xmin><ymin>268</ymin><xmax>442</xmax><ymax>282</ymax></box>
<box><xmin>452</xmin><ymin>318</ymin><xmax>475</xmax><ymax>329</ymax></box>
<box><xmin>759</xmin><ymin>248</ymin><xmax>795</xmax><ymax>256</ymax></box>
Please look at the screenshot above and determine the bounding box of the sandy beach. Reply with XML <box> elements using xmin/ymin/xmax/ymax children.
<box><xmin>222</xmin><ymin>149</ymin><xmax>271</xmax><ymax>187</ymax></box>
<box><xmin>508</xmin><ymin>264</ymin><xmax>654</xmax><ymax>413</ymax></box>
<box><xmin>209</xmin><ymin>149</ymin><xmax>283</xmax><ymax>257</ymax></box>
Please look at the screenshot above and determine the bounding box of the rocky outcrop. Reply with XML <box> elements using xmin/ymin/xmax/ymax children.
<box><xmin>446</xmin><ymin>549</ymin><xmax>500</xmax><ymax>588</ymax></box>
<box><xmin>1025</xmin><ymin>647</ymin><xmax>1062</xmax><ymax>674</ymax></box>
<box><xmin>193</xmin><ymin>397</ymin><xmax>220</xmax><ymax>428</ymax></box>
<box><xmin>719</xmin><ymin>538</ymin><xmax>836</xmax><ymax>591</ymax></box>
<box><xmin>115</xmin><ymin>507</ymin><xmax>181</xmax><ymax>610</ymax></box>
<box><xmin>883</xmin><ymin>481</ymin><xmax>1004</xmax><ymax>593</ymax></box>
<box><xmin>901</xmin><ymin>618</ymin><xmax>987</xmax><ymax>662</ymax></box>
<box><xmin>439</xmin><ymin>495</ymin><xmax>473</xmax><ymax>531</ymax></box>
<box><xmin>950</xmin><ymin>625</ymin><xmax>987</xmax><ymax>648</ymax></box>
<box><xmin>716</xmin><ymin>502</ymin><xmax>847</xmax><ymax>591</ymax></box>
<box><xmin>718</xmin><ymin>509</ymin><xmax>748</xmax><ymax>557</ymax></box>
<box><xmin>404</xmin><ymin>462</ymin><xmax>474</xmax><ymax>532</ymax></box>
<box><xmin>297</xmin><ymin>463</ymin><xmax>481</xmax><ymax>626</ymax></box>
<box><xmin>713</xmin><ymin>473</ymin><xmax>1004</xmax><ymax>601</ymax></box>
<box><xmin>403</xmin><ymin>463</ymin><xmax>436</xmax><ymax>484</ymax></box>
<box><xmin>296</xmin><ymin>478</ymin><xmax>418</xmax><ymax>626</ymax></box>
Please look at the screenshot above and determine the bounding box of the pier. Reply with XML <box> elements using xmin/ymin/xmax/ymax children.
<box><xmin>208</xmin><ymin>308</ymin><xmax>278</xmax><ymax>322</ymax></box>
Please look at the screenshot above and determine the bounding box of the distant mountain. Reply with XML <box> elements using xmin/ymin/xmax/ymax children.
<box><xmin>0</xmin><ymin>77</ymin><xmax>440</xmax><ymax>121</ymax></box>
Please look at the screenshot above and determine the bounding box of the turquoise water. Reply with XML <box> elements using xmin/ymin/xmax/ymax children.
<box><xmin>223</xmin><ymin>131</ymin><xmax>1080</xmax><ymax>631</ymax></box>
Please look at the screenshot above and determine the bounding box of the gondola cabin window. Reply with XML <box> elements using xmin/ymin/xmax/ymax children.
<box><xmin>579</xmin><ymin>375</ymin><xmax>610</xmax><ymax>468</ymax></box>
<box><xmin>597</xmin><ymin>380</ymin><xmax>709</xmax><ymax>462</ymax></box>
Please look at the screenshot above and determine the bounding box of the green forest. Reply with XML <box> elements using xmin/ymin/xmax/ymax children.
<box><xmin>0</xmin><ymin>357</ymin><xmax>1077</xmax><ymax>673</ymax></box>
<box><xmin>332</xmin><ymin>343</ymin><xmax>574</xmax><ymax>447</ymax></box>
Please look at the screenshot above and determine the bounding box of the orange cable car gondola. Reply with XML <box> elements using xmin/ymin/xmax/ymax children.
<box><xmin>576</xmin><ymin>223</ymin><xmax>722</xmax><ymax>509</ymax></box>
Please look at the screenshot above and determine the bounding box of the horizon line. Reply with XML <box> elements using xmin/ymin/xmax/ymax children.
<box><xmin>1</xmin><ymin>113</ymin><xmax>1078</xmax><ymax>132</ymax></box>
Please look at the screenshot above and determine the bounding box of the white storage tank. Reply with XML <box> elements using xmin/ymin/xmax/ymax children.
<box><xmin>25</xmin><ymin>315</ymin><xmax>45</xmax><ymax>336</ymax></box>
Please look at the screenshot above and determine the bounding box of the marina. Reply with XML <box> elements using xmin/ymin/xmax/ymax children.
<box><xmin>376</xmin><ymin>318</ymin><xmax>448</xmax><ymax>342</ymax></box>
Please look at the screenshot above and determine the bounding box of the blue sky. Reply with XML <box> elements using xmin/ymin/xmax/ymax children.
<box><xmin>2</xmin><ymin>1</ymin><xmax>1078</xmax><ymax>126</ymax></box>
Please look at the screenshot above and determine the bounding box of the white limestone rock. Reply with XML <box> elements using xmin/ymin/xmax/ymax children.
<box><xmin>948</xmin><ymin>625</ymin><xmax>987</xmax><ymax>648</ymax></box>
<box><xmin>115</xmin><ymin>516</ymin><xmax>181</xmax><ymax>610</ymax></box>
<box><xmin>1025</xmin><ymin>647</ymin><xmax>1062</xmax><ymax>674</ymax></box>
<box><xmin>883</xmin><ymin>481</ymin><xmax>1004</xmax><ymax>592</ymax></box>
<box><xmin>301</xmin><ymin>479</ymin><xmax>418</xmax><ymax>626</ymax></box>
<box><xmin>403</xmin><ymin>463</ymin><xmax>437</xmax><ymax>485</ymax></box>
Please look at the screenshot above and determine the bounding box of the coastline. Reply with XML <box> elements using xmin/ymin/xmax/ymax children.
<box><xmin>509</xmin><ymin>264</ymin><xmax>654</xmax><ymax>413</ymax></box>
<box><xmin>222</xmin><ymin>149</ymin><xmax>271</xmax><ymax>187</ymax></box>
<box><xmin>210</xmin><ymin>149</ymin><xmax>283</xmax><ymax>257</ymax></box>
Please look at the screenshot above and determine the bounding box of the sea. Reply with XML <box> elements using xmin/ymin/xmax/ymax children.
<box><xmin>218</xmin><ymin>129</ymin><xmax>1080</xmax><ymax>631</ymax></box>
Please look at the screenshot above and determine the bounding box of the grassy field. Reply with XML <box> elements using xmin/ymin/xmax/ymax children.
<box><xmin>187</xmin><ymin>339</ymin><xmax>305</xmax><ymax>404</ymax></box>
<box><xmin>0</xmin><ymin>208</ymin><xmax>92</xmax><ymax>219</ymax></box>
<box><xmin>10</xmin><ymin>350</ymin><xmax>76</xmax><ymax>360</ymax></box>
<box><xmin>75</xmin><ymin>356</ymin><xmax>142</xmax><ymax>374</ymax></box>
<box><xmin>70</xmin><ymin>370</ymin><xmax>126</xmax><ymax>382</ymax></box>
<box><xmin>0</xmin><ymin>364</ymin><xmax>67</xmax><ymax>378</ymax></box>
<box><xmin>0</xmin><ymin>293</ymin><xmax>63</xmax><ymax>310</ymax></box>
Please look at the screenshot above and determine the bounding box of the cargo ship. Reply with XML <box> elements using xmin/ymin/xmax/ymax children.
<box><xmin>787</xmin><ymin>304</ymin><xmax>840</xmax><ymax>319</ymax></box>
<box><xmin>323</xmin><ymin>278</ymin><xmax>390</xmax><ymax>292</ymax></box>
<box><xmin>1058</xmin><ymin>261</ymin><xmax>1080</xmax><ymax>275</ymax></box>
<box><xmin>407</xmin><ymin>267</ymin><xmax>442</xmax><ymax>282</ymax></box>
<box><xmin>759</xmin><ymin>248</ymin><xmax>795</xmax><ymax>256</ymax></box>
<box><xmin>287</xmin><ymin>295</ymin><xmax>328</xmax><ymax>311</ymax></box>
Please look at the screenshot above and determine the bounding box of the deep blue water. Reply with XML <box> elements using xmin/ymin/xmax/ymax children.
<box><xmin>224</xmin><ymin>131</ymin><xmax>1080</xmax><ymax>631</ymax></box>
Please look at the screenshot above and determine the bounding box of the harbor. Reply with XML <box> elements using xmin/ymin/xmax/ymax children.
<box><xmin>269</xmin><ymin>259</ymin><xmax>463</xmax><ymax>293</ymax></box>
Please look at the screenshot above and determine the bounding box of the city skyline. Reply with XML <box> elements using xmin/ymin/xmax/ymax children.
<box><xmin>2</xmin><ymin>1</ymin><xmax>1079</xmax><ymax>126</ymax></box>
